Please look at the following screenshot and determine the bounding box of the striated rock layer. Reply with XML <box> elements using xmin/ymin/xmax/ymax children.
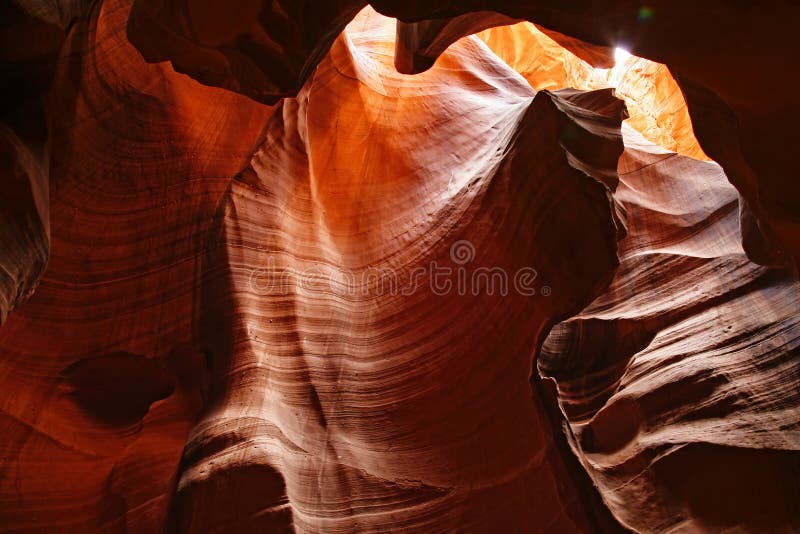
<box><xmin>1</xmin><ymin>0</ymin><xmax>270</xmax><ymax>529</ymax></box>
<box><xmin>124</xmin><ymin>0</ymin><xmax>800</xmax><ymax>268</ymax></box>
<box><xmin>1</xmin><ymin>1</ymin><xmax>799</xmax><ymax>533</ymax></box>
<box><xmin>475</xmin><ymin>21</ymin><xmax>708</xmax><ymax>161</ymax></box>
<box><xmin>541</xmin><ymin>126</ymin><xmax>800</xmax><ymax>532</ymax></box>
<box><xmin>0</xmin><ymin>1</ymin><xmax>62</xmax><ymax>324</ymax></box>
<box><xmin>2</xmin><ymin>4</ymin><xmax>628</xmax><ymax>531</ymax></box>
<box><xmin>180</xmin><ymin>9</ymin><xmax>629</xmax><ymax>531</ymax></box>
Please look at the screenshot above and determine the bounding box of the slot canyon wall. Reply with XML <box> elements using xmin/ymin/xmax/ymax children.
<box><xmin>1</xmin><ymin>1</ymin><xmax>799</xmax><ymax>532</ymax></box>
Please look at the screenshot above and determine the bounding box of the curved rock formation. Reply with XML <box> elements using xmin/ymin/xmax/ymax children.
<box><xmin>180</xmin><ymin>9</ymin><xmax>629</xmax><ymax>530</ymax></box>
<box><xmin>2</xmin><ymin>0</ymin><xmax>269</xmax><ymax>529</ymax></box>
<box><xmin>541</xmin><ymin>125</ymin><xmax>800</xmax><ymax>532</ymax></box>
<box><xmin>124</xmin><ymin>0</ymin><xmax>800</xmax><ymax>268</ymax></box>
<box><xmin>2</xmin><ymin>1</ymin><xmax>800</xmax><ymax>533</ymax></box>
<box><xmin>475</xmin><ymin>22</ymin><xmax>708</xmax><ymax>161</ymax></box>
<box><xmin>379</xmin><ymin>1</ymin><xmax>800</xmax><ymax>269</ymax></box>
<box><xmin>0</xmin><ymin>1</ymin><xmax>62</xmax><ymax>324</ymax></box>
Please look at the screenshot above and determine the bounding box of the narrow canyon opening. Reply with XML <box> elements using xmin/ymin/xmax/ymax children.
<box><xmin>2</xmin><ymin>2</ymin><xmax>799</xmax><ymax>533</ymax></box>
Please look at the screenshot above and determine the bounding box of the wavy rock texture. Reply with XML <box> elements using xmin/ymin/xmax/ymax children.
<box><xmin>0</xmin><ymin>2</ymin><xmax>63</xmax><ymax>324</ymax></box>
<box><xmin>541</xmin><ymin>126</ymin><xmax>800</xmax><ymax>532</ymax></box>
<box><xmin>475</xmin><ymin>22</ymin><xmax>708</xmax><ymax>161</ymax></box>
<box><xmin>125</xmin><ymin>0</ymin><xmax>800</xmax><ymax>266</ymax></box>
<box><xmin>377</xmin><ymin>0</ymin><xmax>800</xmax><ymax>268</ymax></box>
<box><xmin>1</xmin><ymin>0</ymin><xmax>270</xmax><ymax>529</ymax></box>
<box><xmin>0</xmin><ymin>3</ymin><xmax>630</xmax><ymax>532</ymax></box>
<box><xmin>0</xmin><ymin>124</ymin><xmax>48</xmax><ymax>325</ymax></box>
<box><xmin>2</xmin><ymin>1</ymin><xmax>800</xmax><ymax>533</ymax></box>
<box><xmin>172</xmin><ymin>8</ymin><xmax>628</xmax><ymax>533</ymax></box>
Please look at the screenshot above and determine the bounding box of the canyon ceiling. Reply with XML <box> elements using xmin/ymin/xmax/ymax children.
<box><xmin>1</xmin><ymin>1</ymin><xmax>799</xmax><ymax>532</ymax></box>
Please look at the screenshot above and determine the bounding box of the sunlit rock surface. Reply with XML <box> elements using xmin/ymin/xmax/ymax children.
<box><xmin>1</xmin><ymin>1</ymin><xmax>799</xmax><ymax>532</ymax></box>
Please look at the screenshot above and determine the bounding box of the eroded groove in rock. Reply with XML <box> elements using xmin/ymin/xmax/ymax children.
<box><xmin>0</xmin><ymin>126</ymin><xmax>49</xmax><ymax>325</ymax></box>
<box><xmin>475</xmin><ymin>22</ymin><xmax>708</xmax><ymax>163</ymax></box>
<box><xmin>377</xmin><ymin>1</ymin><xmax>800</xmax><ymax>268</ymax></box>
<box><xmin>2</xmin><ymin>1</ymin><xmax>800</xmax><ymax>532</ymax></box>
<box><xmin>0</xmin><ymin>0</ymin><xmax>270</xmax><ymax>529</ymax></box>
<box><xmin>0</xmin><ymin>3</ymin><xmax>630</xmax><ymax>531</ymax></box>
<box><xmin>180</xmin><ymin>8</ymin><xmax>627</xmax><ymax>532</ymax></box>
<box><xmin>125</xmin><ymin>0</ymin><xmax>800</xmax><ymax>267</ymax></box>
<box><xmin>0</xmin><ymin>1</ymin><xmax>65</xmax><ymax>325</ymax></box>
<box><xmin>541</xmin><ymin>126</ymin><xmax>800</xmax><ymax>532</ymax></box>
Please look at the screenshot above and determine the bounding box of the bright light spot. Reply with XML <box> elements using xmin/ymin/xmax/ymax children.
<box><xmin>594</xmin><ymin>47</ymin><xmax>634</xmax><ymax>88</ymax></box>
<box><xmin>614</xmin><ymin>47</ymin><xmax>631</xmax><ymax>66</ymax></box>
